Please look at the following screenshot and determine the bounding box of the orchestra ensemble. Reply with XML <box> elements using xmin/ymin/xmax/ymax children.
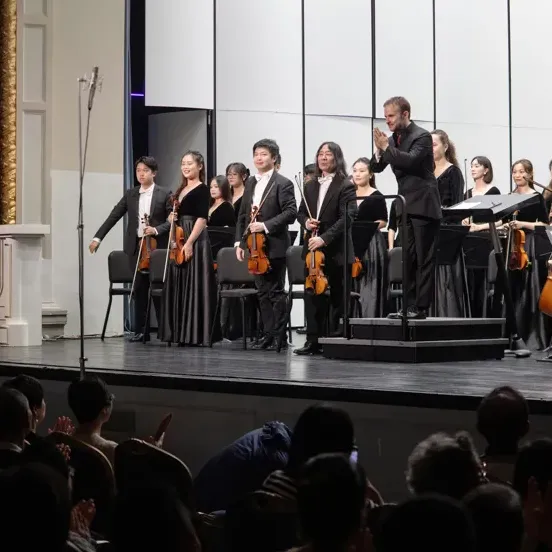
<box><xmin>89</xmin><ymin>96</ymin><xmax>552</xmax><ymax>355</ymax></box>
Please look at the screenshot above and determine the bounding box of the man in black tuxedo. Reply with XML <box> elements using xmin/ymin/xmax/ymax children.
<box><xmin>371</xmin><ymin>96</ymin><xmax>442</xmax><ymax>319</ymax></box>
<box><xmin>294</xmin><ymin>142</ymin><xmax>357</xmax><ymax>356</ymax></box>
<box><xmin>235</xmin><ymin>139</ymin><xmax>297</xmax><ymax>350</ymax></box>
<box><xmin>89</xmin><ymin>156</ymin><xmax>172</xmax><ymax>341</ymax></box>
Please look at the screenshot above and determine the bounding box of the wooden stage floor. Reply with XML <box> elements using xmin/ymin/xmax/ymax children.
<box><xmin>1</xmin><ymin>337</ymin><xmax>552</xmax><ymax>413</ymax></box>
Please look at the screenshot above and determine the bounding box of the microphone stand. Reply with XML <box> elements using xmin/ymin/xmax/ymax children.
<box><xmin>76</xmin><ymin>73</ymin><xmax>96</xmax><ymax>379</ymax></box>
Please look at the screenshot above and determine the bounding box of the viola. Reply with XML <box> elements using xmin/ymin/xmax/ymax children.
<box><xmin>352</xmin><ymin>257</ymin><xmax>363</xmax><ymax>279</ymax></box>
<box><xmin>305</xmin><ymin>227</ymin><xmax>328</xmax><ymax>296</ymax></box>
<box><xmin>507</xmin><ymin>213</ymin><xmax>529</xmax><ymax>271</ymax></box>
<box><xmin>246</xmin><ymin>206</ymin><xmax>271</xmax><ymax>275</ymax></box>
<box><xmin>137</xmin><ymin>214</ymin><xmax>157</xmax><ymax>271</ymax></box>
<box><xmin>168</xmin><ymin>199</ymin><xmax>186</xmax><ymax>265</ymax></box>
<box><xmin>539</xmin><ymin>258</ymin><xmax>552</xmax><ymax>316</ymax></box>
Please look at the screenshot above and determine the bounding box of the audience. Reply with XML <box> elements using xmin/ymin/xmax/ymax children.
<box><xmin>0</xmin><ymin>387</ymin><xmax>31</xmax><ymax>469</ymax></box>
<box><xmin>513</xmin><ymin>438</ymin><xmax>552</xmax><ymax>500</ymax></box>
<box><xmin>477</xmin><ymin>385</ymin><xmax>529</xmax><ymax>484</ymax></box>
<box><xmin>406</xmin><ymin>431</ymin><xmax>484</xmax><ymax>500</ymax></box>
<box><xmin>2</xmin><ymin>374</ymin><xmax>46</xmax><ymax>443</ymax></box>
<box><xmin>67</xmin><ymin>376</ymin><xmax>117</xmax><ymax>466</ymax></box>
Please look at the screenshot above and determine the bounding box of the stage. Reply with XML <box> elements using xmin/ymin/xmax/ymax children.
<box><xmin>1</xmin><ymin>336</ymin><xmax>552</xmax><ymax>413</ymax></box>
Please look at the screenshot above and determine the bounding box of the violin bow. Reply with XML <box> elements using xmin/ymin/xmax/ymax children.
<box><xmin>242</xmin><ymin>179</ymin><xmax>277</xmax><ymax>239</ymax></box>
<box><xmin>163</xmin><ymin>196</ymin><xmax>178</xmax><ymax>283</ymax></box>
<box><xmin>130</xmin><ymin>214</ymin><xmax>148</xmax><ymax>298</ymax></box>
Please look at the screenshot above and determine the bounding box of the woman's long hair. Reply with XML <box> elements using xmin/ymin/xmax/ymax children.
<box><xmin>209</xmin><ymin>175</ymin><xmax>232</xmax><ymax>206</ymax></box>
<box><xmin>174</xmin><ymin>151</ymin><xmax>206</xmax><ymax>198</ymax></box>
<box><xmin>314</xmin><ymin>142</ymin><xmax>348</xmax><ymax>180</ymax></box>
<box><xmin>512</xmin><ymin>158</ymin><xmax>535</xmax><ymax>190</ymax></box>
<box><xmin>432</xmin><ymin>129</ymin><xmax>459</xmax><ymax>167</ymax></box>
<box><xmin>352</xmin><ymin>157</ymin><xmax>376</xmax><ymax>188</ymax></box>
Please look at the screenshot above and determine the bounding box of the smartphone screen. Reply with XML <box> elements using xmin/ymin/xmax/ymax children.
<box><xmin>350</xmin><ymin>448</ymin><xmax>358</xmax><ymax>463</ymax></box>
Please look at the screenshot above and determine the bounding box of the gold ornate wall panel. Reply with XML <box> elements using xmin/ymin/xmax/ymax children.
<box><xmin>0</xmin><ymin>0</ymin><xmax>17</xmax><ymax>224</ymax></box>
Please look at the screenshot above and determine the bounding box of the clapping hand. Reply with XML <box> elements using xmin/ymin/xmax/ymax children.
<box><xmin>70</xmin><ymin>499</ymin><xmax>96</xmax><ymax>538</ymax></box>
<box><xmin>373</xmin><ymin>128</ymin><xmax>389</xmax><ymax>151</ymax></box>
<box><xmin>48</xmin><ymin>416</ymin><xmax>75</xmax><ymax>436</ymax></box>
<box><xmin>56</xmin><ymin>443</ymin><xmax>71</xmax><ymax>463</ymax></box>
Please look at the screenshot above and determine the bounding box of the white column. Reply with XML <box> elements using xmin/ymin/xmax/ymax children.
<box><xmin>0</xmin><ymin>225</ymin><xmax>50</xmax><ymax>346</ymax></box>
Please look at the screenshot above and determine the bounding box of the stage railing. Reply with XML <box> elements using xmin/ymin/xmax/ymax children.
<box><xmin>343</xmin><ymin>194</ymin><xmax>409</xmax><ymax>342</ymax></box>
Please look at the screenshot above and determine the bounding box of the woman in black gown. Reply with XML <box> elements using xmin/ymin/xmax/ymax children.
<box><xmin>504</xmin><ymin>159</ymin><xmax>549</xmax><ymax>349</ymax></box>
<box><xmin>159</xmin><ymin>151</ymin><xmax>217</xmax><ymax>346</ymax></box>
<box><xmin>351</xmin><ymin>158</ymin><xmax>388</xmax><ymax>317</ymax></box>
<box><xmin>431</xmin><ymin>130</ymin><xmax>465</xmax><ymax>317</ymax></box>
<box><xmin>208</xmin><ymin>176</ymin><xmax>236</xmax><ymax>227</ymax></box>
<box><xmin>226</xmin><ymin>162</ymin><xmax>249</xmax><ymax>221</ymax></box>
<box><xmin>462</xmin><ymin>156</ymin><xmax>501</xmax><ymax>317</ymax></box>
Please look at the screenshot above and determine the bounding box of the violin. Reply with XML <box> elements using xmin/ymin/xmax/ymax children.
<box><xmin>352</xmin><ymin>257</ymin><xmax>363</xmax><ymax>279</ymax></box>
<box><xmin>137</xmin><ymin>214</ymin><xmax>157</xmax><ymax>271</ymax></box>
<box><xmin>168</xmin><ymin>199</ymin><xmax>187</xmax><ymax>265</ymax></box>
<box><xmin>539</xmin><ymin>258</ymin><xmax>552</xmax><ymax>316</ymax></box>
<box><xmin>506</xmin><ymin>212</ymin><xmax>529</xmax><ymax>271</ymax></box>
<box><xmin>305</xmin><ymin>226</ymin><xmax>329</xmax><ymax>295</ymax></box>
<box><xmin>246</xmin><ymin>206</ymin><xmax>271</xmax><ymax>275</ymax></box>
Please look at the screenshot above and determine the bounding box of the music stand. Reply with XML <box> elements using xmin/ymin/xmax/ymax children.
<box><xmin>444</xmin><ymin>194</ymin><xmax>539</xmax><ymax>358</ymax></box>
<box><xmin>434</xmin><ymin>225</ymin><xmax>471</xmax><ymax>317</ymax></box>
<box><xmin>463</xmin><ymin>232</ymin><xmax>494</xmax><ymax>270</ymax></box>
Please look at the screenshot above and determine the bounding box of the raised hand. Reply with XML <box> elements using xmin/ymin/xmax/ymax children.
<box><xmin>48</xmin><ymin>416</ymin><xmax>75</xmax><ymax>436</ymax></box>
<box><xmin>70</xmin><ymin>499</ymin><xmax>96</xmax><ymax>537</ymax></box>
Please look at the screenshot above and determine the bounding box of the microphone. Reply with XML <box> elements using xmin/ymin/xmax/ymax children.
<box><xmin>87</xmin><ymin>66</ymin><xmax>99</xmax><ymax>110</ymax></box>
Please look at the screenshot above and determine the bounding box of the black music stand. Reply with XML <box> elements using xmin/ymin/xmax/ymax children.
<box><xmin>444</xmin><ymin>194</ymin><xmax>541</xmax><ymax>358</ymax></box>
<box><xmin>463</xmin><ymin>232</ymin><xmax>494</xmax><ymax>269</ymax></box>
<box><xmin>434</xmin><ymin>225</ymin><xmax>471</xmax><ymax>317</ymax></box>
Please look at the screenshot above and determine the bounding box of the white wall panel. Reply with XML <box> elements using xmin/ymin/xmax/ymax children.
<box><xmin>511</xmin><ymin>0</ymin><xmax>552</xmax><ymax>128</ymax></box>
<box><xmin>216</xmin><ymin>111</ymin><xmax>303</xmax><ymax>185</ymax></box>
<box><xmin>512</xmin><ymin>128</ymin><xmax>552</xmax><ymax>191</ymax></box>
<box><xmin>375</xmin><ymin>0</ymin><xmax>433</xmax><ymax>121</ymax></box>
<box><xmin>215</xmin><ymin>0</ymin><xmax>301</xmax><ymax>114</ymax></box>
<box><xmin>304</xmin><ymin>116</ymin><xmax>372</xmax><ymax>174</ymax></box>
<box><xmin>435</xmin><ymin>0</ymin><xmax>508</xmax><ymax>127</ymax></box>
<box><xmin>145</xmin><ymin>0</ymin><xmax>214</xmax><ymax>109</ymax></box>
<box><xmin>304</xmin><ymin>0</ymin><xmax>372</xmax><ymax>117</ymax></box>
<box><xmin>435</xmin><ymin>123</ymin><xmax>510</xmax><ymax>194</ymax></box>
<box><xmin>148</xmin><ymin>111</ymin><xmax>207</xmax><ymax>191</ymax></box>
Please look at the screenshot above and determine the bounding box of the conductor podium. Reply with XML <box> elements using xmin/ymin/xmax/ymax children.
<box><xmin>320</xmin><ymin>194</ymin><xmax>539</xmax><ymax>363</ymax></box>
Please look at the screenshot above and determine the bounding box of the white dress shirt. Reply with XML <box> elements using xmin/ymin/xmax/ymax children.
<box><xmin>93</xmin><ymin>183</ymin><xmax>156</xmax><ymax>246</ymax></box>
<box><xmin>316</xmin><ymin>174</ymin><xmax>334</xmax><ymax>217</ymax></box>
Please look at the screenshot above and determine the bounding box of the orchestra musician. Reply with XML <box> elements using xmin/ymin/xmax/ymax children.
<box><xmin>371</xmin><ymin>96</ymin><xmax>442</xmax><ymax>320</ymax></box>
<box><xmin>235</xmin><ymin>139</ymin><xmax>297</xmax><ymax>350</ymax></box>
<box><xmin>294</xmin><ymin>142</ymin><xmax>356</xmax><ymax>356</ymax></box>
<box><xmin>89</xmin><ymin>156</ymin><xmax>172</xmax><ymax>342</ymax></box>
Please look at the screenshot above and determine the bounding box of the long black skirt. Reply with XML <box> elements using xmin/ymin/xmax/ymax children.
<box><xmin>354</xmin><ymin>232</ymin><xmax>388</xmax><ymax>317</ymax></box>
<box><xmin>433</xmin><ymin>258</ymin><xmax>467</xmax><ymax>317</ymax></box>
<box><xmin>159</xmin><ymin>217</ymin><xmax>218</xmax><ymax>345</ymax></box>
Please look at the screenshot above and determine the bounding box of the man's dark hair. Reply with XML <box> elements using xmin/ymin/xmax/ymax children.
<box><xmin>464</xmin><ymin>483</ymin><xmax>523</xmax><ymax>552</ymax></box>
<box><xmin>477</xmin><ymin>386</ymin><xmax>528</xmax><ymax>453</ymax></box>
<box><xmin>407</xmin><ymin>432</ymin><xmax>482</xmax><ymax>500</ymax></box>
<box><xmin>252</xmin><ymin>139</ymin><xmax>279</xmax><ymax>159</ymax></box>
<box><xmin>0</xmin><ymin>387</ymin><xmax>30</xmax><ymax>442</ymax></box>
<box><xmin>513</xmin><ymin>438</ymin><xmax>552</xmax><ymax>499</ymax></box>
<box><xmin>67</xmin><ymin>376</ymin><xmax>113</xmax><ymax>424</ymax></box>
<box><xmin>314</xmin><ymin>142</ymin><xmax>348</xmax><ymax>180</ymax></box>
<box><xmin>287</xmin><ymin>403</ymin><xmax>354</xmax><ymax>475</ymax></box>
<box><xmin>297</xmin><ymin>453</ymin><xmax>366</xmax><ymax>548</ymax></box>
<box><xmin>3</xmin><ymin>374</ymin><xmax>44</xmax><ymax>412</ymax></box>
<box><xmin>374</xmin><ymin>495</ymin><xmax>476</xmax><ymax>552</ymax></box>
<box><xmin>275</xmin><ymin>153</ymin><xmax>282</xmax><ymax>167</ymax></box>
<box><xmin>135</xmin><ymin>155</ymin><xmax>158</xmax><ymax>173</ymax></box>
<box><xmin>383</xmin><ymin>96</ymin><xmax>411</xmax><ymax>116</ymax></box>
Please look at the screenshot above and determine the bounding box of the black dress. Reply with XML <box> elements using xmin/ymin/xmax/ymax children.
<box><xmin>159</xmin><ymin>184</ymin><xmax>217</xmax><ymax>345</ymax></box>
<box><xmin>505</xmin><ymin>193</ymin><xmax>550</xmax><ymax>349</ymax></box>
<box><xmin>463</xmin><ymin>186</ymin><xmax>501</xmax><ymax>317</ymax></box>
<box><xmin>209</xmin><ymin>202</ymin><xmax>236</xmax><ymax>227</ymax></box>
<box><xmin>232</xmin><ymin>196</ymin><xmax>243</xmax><ymax>222</ymax></box>
<box><xmin>353</xmin><ymin>191</ymin><xmax>389</xmax><ymax>317</ymax></box>
<box><xmin>438</xmin><ymin>165</ymin><xmax>464</xmax><ymax>209</ymax></box>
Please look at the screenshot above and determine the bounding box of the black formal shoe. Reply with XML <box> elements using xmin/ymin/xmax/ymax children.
<box><xmin>129</xmin><ymin>332</ymin><xmax>149</xmax><ymax>343</ymax></box>
<box><xmin>387</xmin><ymin>310</ymin><xmax>404</xmax><ymax>320</ymax></box>
<box><xmin>407</xmin><ymin>307</ymin><xmax>427</xmax><ymax>320</ymax></box>
<box><xmin>293</xmin><ymin>341</ymin><xmax>323</xmax><ymax>356</ymax></box>
<box><xmin>251</xmin><ymin>336</ymin><xmax>274</xmax><ymax>350</ymax></box>
<box><xmin>296</xmin><ymin>327</ymin><xmax>307</xmax><ymax>335</ymax></box>
<box><xmin>268</xmin><ymin>339</ymin><xmax>288</xmax><ymax>351</ymax></box>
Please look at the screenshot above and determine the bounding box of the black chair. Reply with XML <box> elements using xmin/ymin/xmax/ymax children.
<box><xmin>143</xmin><ymin>249</ymin><xmax>168</xmax><ymax>344</ymax></box>
<box><xmin>101</xmin><ymin>251</ymin><xmax>134</xmax><ymax>341</ymax></box>
<box><xmin>387</xmin><ymin>247</ymin><xmax>403</xmax><ymax>312</ymax></box>
<box><xmin>483</xmin><ymin>251</ymin><xmax>498</xmax><ymax>318</ymax></box>
<box><xmin>209</xmin><ymin>247</ymin><xmax>259</xmax><ymax>349</ymax></box>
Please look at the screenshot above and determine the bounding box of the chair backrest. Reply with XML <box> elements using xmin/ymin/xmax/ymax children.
<box><xmin>388</xmin><ymin>247</ymin><xmax>403</xmax><ymax>284</ymax></box>
<box><xmin>488</xmin><ymin>251</ymin><xmax>498</xmax><ymax>284</ymax></box>
<box><xmin>216</xmin><ymin>247</ymin><xmax>256</xmax><ymax>285</ymax></box>
<box><xmin>46</xmin><ymin>432</ymin><xmax>115</xmax><ymax>533</ymax></box>
<box><xmin>115</xmin><ymin>438</ymin><xmax>193</xmax><ymax>507</ymax></box>
<box><xmin>286</xmin><ymin>246</ymin><xmax>305</xmax><ymax>286</ymax></box>
<box><xmin>149</xmin><ymin>249</ymin><xmax>167</xmax><ymax>284</ymax></box>
<box><xmin>108</xmin><ymin>251</ymin><xmax>134</xmax><ymax>284</ymax></box>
